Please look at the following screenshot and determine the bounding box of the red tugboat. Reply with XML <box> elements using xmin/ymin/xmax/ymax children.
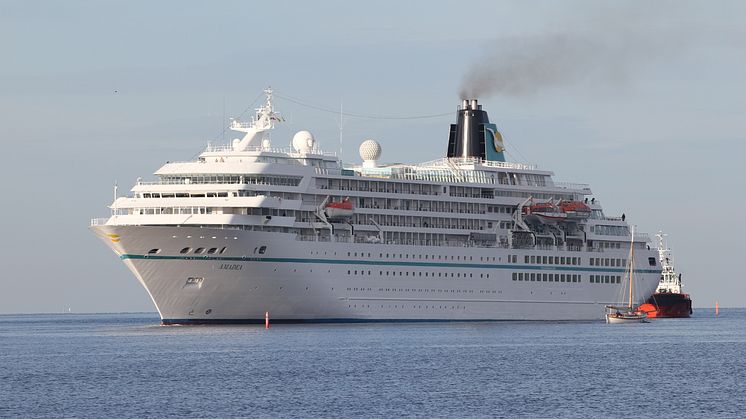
<box><xmin>638</xmin><ymin>231</ymin><xmax>693</xmax><ymax>318</ymax></box>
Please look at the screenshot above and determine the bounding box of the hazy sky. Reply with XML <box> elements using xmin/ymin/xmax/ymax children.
<box><xmin>1</xmin><ymin>0</ymin><xmax>744</xmax><ymax>313</ymax></box>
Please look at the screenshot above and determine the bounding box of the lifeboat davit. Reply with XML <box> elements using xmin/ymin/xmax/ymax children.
<box><xmin>324</xmin><ymin>197</ymin><xmax>354</xmax><ymax>221</ymax></box>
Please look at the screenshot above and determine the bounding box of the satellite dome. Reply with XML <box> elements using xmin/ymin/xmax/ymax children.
<box><xmin>359</xmin><ymin>139</ymin><xmax>382</xmax><ymax>162</ymax></box>
<box><xmin>232</xmin><ymin>138</ymin><xmax>241</xmax><ymax>150</ymax></box>
<box><xmin>292</xmin><ymin>130</ymin><xmax>315</xmax><ymax>153</ymax></box>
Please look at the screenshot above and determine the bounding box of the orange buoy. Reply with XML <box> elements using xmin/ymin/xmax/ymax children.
<box><xmin>715</xmin><ymin>301</ymin><xmax>719</xmax><ymax>316</ymax></box>
<box><xmin>265</xmin><ymin>311</ymin><xmax>270</xmax><ymax>329</ymax></box>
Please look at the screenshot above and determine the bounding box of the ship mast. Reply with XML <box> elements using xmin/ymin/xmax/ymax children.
<box><xmin>628</xmin><ymin>226</ymin><xmax>635</xmax><ymax>309</ymax></box>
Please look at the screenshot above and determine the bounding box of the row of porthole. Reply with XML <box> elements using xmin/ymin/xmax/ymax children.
<box><xmin>512</xmin><ymin>272</ymin><xmax>582</xmax><ymax>283</ymax></box>
<box><xmin>590</xmin><ymin>257</ymin><xmax>627</xmax><ymax>267</ymax></box>
<box><xmin>149</xmin><ymin>245</ymin><xmax>268</xmax><ymax>257</ymax></box>
<box><xmin>179</xmin><ymin>246</ymin><xmax>227</xmax><ymax>255</ymax></box>
<box><xmin>347</xmin><ymin>270</ymin><xmax>491</xmax><ymax>279</ymax></box>
<box><xmin>590</xmin><ymin>275</ymin><xmax>622</xmax><ymax>284</ymax></box>
<box><xmin>524</xmin><ymin>255</ymin><xmax>582</xmax><ymax>266</ymax></box>
<box><xmin>348</xmin><ymin>304</ymin><xmax>465</xmax><ymax>310</ymax></box>
<box><xmin>347</xmin><ymin>287</ymin><xmax>477</xmax><ymax>294</ymax></box>
<box><xmin>346</xmin><ymin>251</ymin><xmax>478</xmax><ymax>261</ymax></box>
<box><xmin>309</xmin><ymin>249</ymin><xmax>500</xmax><ymax>263</ymax></box>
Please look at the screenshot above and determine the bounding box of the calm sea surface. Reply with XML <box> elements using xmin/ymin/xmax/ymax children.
<box><xmin>1</xmin><ymin>309</ymin><xmax>745</xmax><ymax>418</ymax></box>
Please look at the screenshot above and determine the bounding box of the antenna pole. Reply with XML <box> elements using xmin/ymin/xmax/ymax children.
<box><xmin>339</xmin><ymin>99</ymin><xmax>344</xmax><ymax>161</ymax></box>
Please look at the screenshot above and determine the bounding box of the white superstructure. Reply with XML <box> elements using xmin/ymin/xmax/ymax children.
<box><xmin>655</xmin><ymin>231</ymin><xmax>683</xmax><ymax>294</ymax></box>
<box><xmin>91</xmin><ymin>88</ymin><xmax>661</xmax><ymax>323</ymax></box>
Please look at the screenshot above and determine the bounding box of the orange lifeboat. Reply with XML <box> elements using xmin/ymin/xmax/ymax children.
<box><xmin>558</xmin><ymin>200</ymin><xmax>591</xmax><ymax>219</ymax></box>
<box><xmin>522</xmin><ymin>199</ymin><xmax>590</xmax><ymax>222</ymax></box>
<box><xmin>324</xmin><ymin>197</ymin><xmax>354</xmax><ymax>221</ymax></box>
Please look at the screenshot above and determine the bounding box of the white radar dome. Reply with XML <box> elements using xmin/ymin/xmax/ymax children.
<box><xmin>359</xmin><ymin>139</ymin><xmax>382</xmax><ymax>160</ymax></box>
<box><xmin>292</xmin><ymin>130</ymin><xmax>316</xmax><ymax>153</ymax></box>
<box><xmin>232</xmin><ymin>138</ymin><xmax>241</xmax><ymax>150</ymax></box>
<box><xmin>359</xmin><ymin>139</ymin><xmax>382</xmax><ymax>168</ymax></box>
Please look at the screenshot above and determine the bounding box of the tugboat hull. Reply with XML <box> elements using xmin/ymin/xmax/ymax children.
<box><xmin>638</xmin><ymin>293</ymin><xmax>692</xmax><ymax>318</ymax></box>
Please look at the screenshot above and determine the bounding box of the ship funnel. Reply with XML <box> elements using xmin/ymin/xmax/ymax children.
<box><xmin>447</xmin><ymin>98</ymin><xmax>503</xmax><ymax>161</ymax></box>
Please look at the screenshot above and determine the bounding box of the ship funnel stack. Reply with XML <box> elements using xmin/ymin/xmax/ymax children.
<box><xmin>447</xmin><ymin>99</ymin><xmax>505</xmax><ymax>162</ymax></box>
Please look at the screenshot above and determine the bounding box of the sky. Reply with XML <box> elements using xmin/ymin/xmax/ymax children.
<box><xmin>1</xmin><ymin>0</ymin><xmax>744</xmax><ymax>313</ymax></box>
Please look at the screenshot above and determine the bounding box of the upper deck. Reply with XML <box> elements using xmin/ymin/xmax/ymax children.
<box><xmin>92</xmin><ymin>88</ymin><xmax>644</xmax><ymax>254</ymax></box>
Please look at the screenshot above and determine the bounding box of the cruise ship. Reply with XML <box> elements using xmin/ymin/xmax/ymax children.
<box><xmin>91</xmin><ymin>88</ymin><xmax>662</xmax><ymax>324</ymax></box>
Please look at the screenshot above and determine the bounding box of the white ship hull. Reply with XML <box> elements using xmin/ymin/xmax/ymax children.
<box><xmin>93</xmin><ymin>225</ymin><xmax>661</xmax><ymax>323</ymax></box>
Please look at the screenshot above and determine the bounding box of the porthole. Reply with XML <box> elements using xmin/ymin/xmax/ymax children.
<box><xmin>179</xmin><ymin>247</ymin><xmax>191</xmax><ymax>254</ymax></box>
<box><xmin>207</xmin><ymin>247</ymin><xmax>218</xmax><ymax>254</ymax></box>
<box><xmin>147</xmin><ymin>248</ymin><xmax>160</xmax><ymax>254</ymax></box>
<box><xmin>194</xmin><ymin>248</ymin><xmax>205</xmax><ymax>254</ymax></box>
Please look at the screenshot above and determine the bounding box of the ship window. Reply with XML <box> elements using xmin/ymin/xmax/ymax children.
<box><xmin>219</xmin><ymin>247</ymin><xmax>227</xmax><ymax>254</ymax></box>
<box><xmin>180</xmin><ymin>247</ymin><xmax>191</xmax><ymax>254</ymax></box>
<box><xmin>258</xmin><ymin>246</ymin><xmax>267</xmax><ymax>254</ymax></box>
<box><xmin>148</xmin><ymin>248</ymin><xmax>160</xmax><ymax>254</ymax></box>
<box><xmin>648</xmin><ymin>257</ymin><xmax>656</xmax><ymax>266</ymax></box>
<box><xmin>207</xmin><ymin>247</ymin><xmax>218</xmax><ymax>254</ymax></box>
<box><xmin>194</xmin><ymin>248</ymin><xmax>205</xmax><ymax>254</ymax></box>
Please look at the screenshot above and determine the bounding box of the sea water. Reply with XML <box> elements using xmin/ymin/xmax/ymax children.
<box><xmin>1</xmin><ymin>309</ymin><xmax>744</xmax><ymax>418</ymax></box>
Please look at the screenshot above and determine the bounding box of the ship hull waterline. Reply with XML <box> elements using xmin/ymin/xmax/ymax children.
<box><xmin>93</xmin><ymin>225</ymin><xmax>661</xmax><ymax>324</ymax></box>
